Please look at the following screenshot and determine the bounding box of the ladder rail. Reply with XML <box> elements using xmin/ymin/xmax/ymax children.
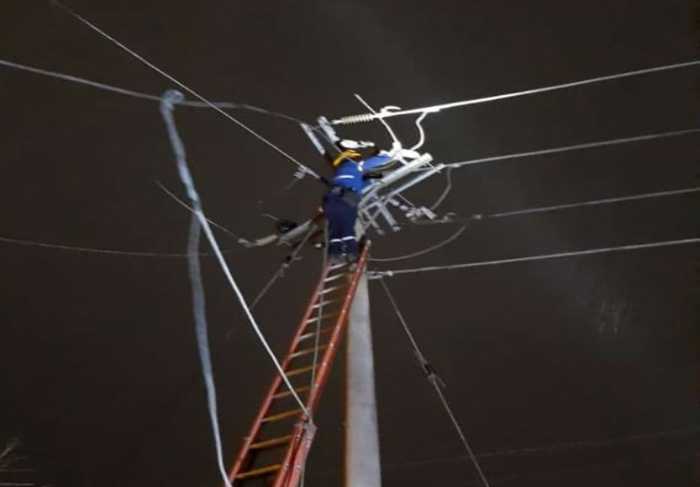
<box><xmin>227</xmin><ymin>264</ymin><xmax>331</xmax><ymax>482</ymax></box>
<box><xmin>274</xmin><ymin>245</ymin><xmax>371</xmax><ymax>487</ymax></box>
<box><xmin>306</xmin><ymin>247</ymin><xmax>369</xmax><ymax>413</ymax></box>
<box><xmin>228</xmin><ymin>244</ymin><xmax>370</xmax><ymax>487</ymax></box>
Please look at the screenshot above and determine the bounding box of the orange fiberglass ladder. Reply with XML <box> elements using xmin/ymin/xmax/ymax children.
<box><xmin>227</xmin><ymin>244</ymin><xmax>371</xmax><ymax>487</ymax></box>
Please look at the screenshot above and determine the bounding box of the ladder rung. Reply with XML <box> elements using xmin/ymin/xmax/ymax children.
<box><xmin>323</xmin><ymin>273</ymin><xmax>345</xmax><ymax>283</ymax></box>
<box><xmin>235</xmin><ymin>463</ymin><xmax>282</xmax><ymax>480</ymax></box>
<box><xmin>286</xmin><ymin>365</ymin><xmax>315</xmax><ymax>377</ymax></box>
<box><xmin>261</xmin><ymin>409</ymin><xmax>303</xmax><ymax>423</ymax></box>
<box><xmin>272</xmin><ymin>385</ymin><xmax>310</xmax><ymax>400</ymax></box>
<box><xmin>250</xmin><ymin>434</ymin><xmax>293</xmax><ymax>450</ymax></box>
<box><xmin>299</xmin><ymin>327</ymin><xmax>332</xmax><ymax>341</ymax></box>
<box><xmin>320</xmin><ymin>285</ymin><xmax>343</xmax><ymax>295</ymax></box>
<box><xmin>312</xmin><ymin>299</ymin><xmax>338</xmax><ymax>309</ymax></box>
<box><xmin>328</xmin><ymin>262</ymin><xmax>348</xmax><ymax>271</ymax></box>
<box><xmin>305</xmin><ymin>312</ymin><xmax>336</xmax><ymax>324</ymax></box>
<box><xmin>290</xmin><ymin>344</ymin><xmax>328</xmax><ymax>359</ymax></box>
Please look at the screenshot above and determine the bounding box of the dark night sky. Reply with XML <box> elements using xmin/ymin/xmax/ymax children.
<box><xmin>1</xmin><ymin>1</ymin><xmax>698</xmax><ymax>486</ymax></box>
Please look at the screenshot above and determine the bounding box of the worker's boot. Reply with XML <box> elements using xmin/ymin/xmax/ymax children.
<box><xmin>328</xmin><ymin>253</ymin><xmax>346</xmax><ymax>267</ymax></box>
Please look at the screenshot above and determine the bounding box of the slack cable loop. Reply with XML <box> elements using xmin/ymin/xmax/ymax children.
<box><xmin>353</xmin><ymin>94</ymin><xmax>402</xmax><ymax>149</ymax></box>
<box><xmin>52</xmin><ymin>1</ymin><xmax>319</xmax><ymax>180</ymax></box>
<box><xmin>410</xmin><ymin>112</ymin><xmax>428</xmax><ymax>151</ymax></box>
<box><xmin>379</xmin><ymin>280</ymin><xmax>491</xmax><ymax>487</ymax></box>
<box><xmin>369</xmin><ymin>223</ymin><xmax>470</xmax><ymax>263</ymax></box>
<box><xmin>430</xmin><ymin>167</ymin><xmax>454</xmax><ymax>211</ymax></box>
<box><xmin>160</xmin><ymin>95</ymin><xmax>310</xmax><ymax>419</ymax></box>
<box><xmin>185</xmin><ymin>214</ymin><xmax>232</xmax><ymax>487</ymax></box>
<box><xmin>334</xmin><ymin>60</ymin><xmax>700</xmax><ymax>124</ymax></box>
<box><xmin>160</xmin><ymin>89</ymin><xmax>231</xmax><ymax>487</ymax></box>
<box><xmin>370</xmin><ymin>237</ymin><xmax>700</xmax><ymax>278</ymax></box>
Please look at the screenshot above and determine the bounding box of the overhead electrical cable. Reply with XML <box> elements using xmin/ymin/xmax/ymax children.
<box><xmin>431</xmin><ymin>167</ymin><xmax>454</xmax><ymax>211</ymax></box>
<box><xmin>444</xmin><ymin>128</ymin><xmax>700</xmax><ymax>170</ymax></box>
<box><xmin>369</xmin><ymin>224</ymin><xmax>470</xmax><ymax>262</ymax></box>
<box><xmin>157</xmin><ymin>181</ymin><xmax>243</xmax><ymax>241</ymax></box>
<box><xmin>184</xmin><ymin>213</ymin><xmax>232</xmax><ymax>487</ymax></box>
<box><xmin>51</xmin><ymin>0</ymin><xmax>319</xmax><ymax>180</ymax></box>
<box><xmin>159</xmin><ymin>91</ymin><xmax>309</xmax><ymax>486</ymax></box>
<box><xmin>370</xmin><ymin>185</ymin><xmax>700</xmax><ymax>262</ymax></box>
<box><xmin>486</xmin><ymin>187</ymin><xmax>700</xmax><ymax>219</ymax></box>
<box><xmin>370</xmin><ymin>238</ymin><xmax>700</xmax><ymax>278</ymax></box>
<box><xmin>0</xmin><ymin>58</ymin><xmax>306</xmax><ymax>124</ymax></box>
<box><xmin>308</xmin><ymin>427</ymin><xmax>696</xmax><ymax>479</ymax></box>
<box><xmin>333</xmin><ymin>60</ymin><xmax>700</xmax><ymax>124</ymax></box>
<box><xmin>379</xmin><ymin>279</ymin><xmax>491</xmax><ymax>487</ymax></box>
<box><xmin>160</xmin><ymin>90</ymin><xmax>309</xmax><ymax>414</ymax></box>
<box><xmin>415</xmin><ymin>187</ymin><xmax>700</xmax><ymax>226</ymax></box>
<box><xmin>249</xmin><ymin>226</ymin><xmax>316</xmax><ymax>308</ymax></box>
<box><xmin>0</xmin><ymin>234</ymin><xmax>231</xmax><ymax>258</ymax></box>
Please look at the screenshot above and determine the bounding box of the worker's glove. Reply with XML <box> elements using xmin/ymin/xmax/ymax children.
<box><xmin>384</xmin><ymin>142</ymin><xmax>421</xmax><ymax>160</ymax></box>
<box><xmin>338</xmin><ymin>139</ymin><xmax>375</xmax><ymax>150</ymax></box>
<box><xmin>397</xmin><ymin>148</ymin><xmax>421</xmax><ymax>159</ymax></box>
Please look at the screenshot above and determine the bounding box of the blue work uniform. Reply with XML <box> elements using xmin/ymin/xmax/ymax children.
<box><xmin>323</xmin><ymin>154</ymin><xmax>391</xmax><ymax>258</ymax></box>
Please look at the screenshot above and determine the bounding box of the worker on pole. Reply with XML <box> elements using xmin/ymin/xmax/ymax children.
<box><xmin>322</xmin><ymin>140</ymin><xmax>393</xmax><ymax>264</ymax></box>
<box><xmin>239</xmin><ymin>117</ymin><xmax>420</xmax><ymax>259</ymax></box>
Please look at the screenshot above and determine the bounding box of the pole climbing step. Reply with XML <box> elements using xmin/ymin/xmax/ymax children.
<box><xmin>227</xmin><ymin>244</ymin><xmax>371</xmax><ymax>487</ymax></box>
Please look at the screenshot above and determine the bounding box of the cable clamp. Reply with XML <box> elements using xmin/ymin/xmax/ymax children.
<box><xmin>421</xmin><ymin>360</ymin><xmax>446</xmax><ymax>389</ymax></box>
<box><xmin>367</xmin><ymin>270</ymin><xmax>392</xmax><ymax>280</ymax></box>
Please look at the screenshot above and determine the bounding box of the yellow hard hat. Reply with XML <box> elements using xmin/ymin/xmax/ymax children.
<box><xmin>332</xmin><ymin>149</ymin><xmax>361</xmax><ymax>167</ymax></box>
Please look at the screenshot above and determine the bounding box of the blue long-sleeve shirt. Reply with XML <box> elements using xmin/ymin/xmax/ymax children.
<box><xmin>331</xmin><ymin>154</ymin><xmax>392</xmax><ymax>192</ymax></box>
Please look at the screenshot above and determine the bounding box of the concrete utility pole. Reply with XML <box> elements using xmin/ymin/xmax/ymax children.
<box><xmin>345</xmin><ymin>273</ymin><xmax>382</xmax><ymax>487</ymax></box>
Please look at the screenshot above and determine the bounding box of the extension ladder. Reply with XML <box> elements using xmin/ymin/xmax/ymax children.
<box><xmin>227</xmin><ymin>244</ymin><xmax>370</xmax><ymax>486</ymax></box>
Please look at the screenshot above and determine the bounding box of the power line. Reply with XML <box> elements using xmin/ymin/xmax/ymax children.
<box><xmin>372</xmin><ymin>186</ymin><xmax>699</xmax><ymax>262</ymax></box>
<box><xmin>369</xmin><ymin>224</ymin><xmax>470</xmax><ymax>262</ymax></box>
<box><xmin>0</xmin><ymin>58</ymin><xmax>159</xmax><ymax>101</ymax></box>
<box><xmin>249</xmin><ymin>226</ymin><xmax>316</xmax><ymax>308</ymax></box>
<box><xmin>52</xmin><ymin>1</ymin><xmax>319</xmax><ymax>180</ymax></box>
<box><xmin>415</xmin><ymin>187</ymin><xmax>700</xmax><ymax>226</ymax></box>
<box><xmin>444</xmin><ymin>128</ymin><xmax>700</xmax><ymax>170</ymax></box>
<box><xmin>156</xmin><ymin>181</ymin><xmax>243</xmax><ymax>241</ymax></box>
<box><xmin>0</xmin><ymin>234</ymin><xmax>231</xmax><ymax>258</ymax></box>
<box><xmin>307</xmin><ymin>428</ymin><xmax>696</xmax><ymax>479</ymax></box>
<box><xmin>370</xmin><ymin>238</ymin><xmax>700</xmax><ymax>278</ymax></box>
<box><xmin>333</xmin><ymin>60</ymin><xmax>700</xmax><ymax>124</ymax></box>
<box><xmin>159</xmin><ymin>91</ymin><xmax>310</xmax><ymax>487</ymax></box>
<box><xmin>430</xmin><ymin>167</ymin><xmax>454</xmax><ymax>210</ymax></box>
<box><xmin>184</xmin><ymin>214</ymin><xmax>232</xmax><ymax>487</ymax></box>
<box><xmin>160</xmin><ymin>91</ymin><xmax>310</xmax><ymax>416</ymax></box>
<box><xmin>0</xmin><ymin>58</ymin><xmax>306</xmax><ymax>124</ymax></box>
<box><xmin>379</xmin><ymin>279</ymin><xmax>491</xmax><ymax>487</ymax></box>
<box><xmin>488</xmin><ymin>187</ymin><xmax>700</xmax><ymax>219</ymax></box>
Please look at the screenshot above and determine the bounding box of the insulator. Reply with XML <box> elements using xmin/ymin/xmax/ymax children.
<box><xmin>332</xmin><ymin>113</ymin><xmax>377</xmax><ymax>125</ymax></box>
